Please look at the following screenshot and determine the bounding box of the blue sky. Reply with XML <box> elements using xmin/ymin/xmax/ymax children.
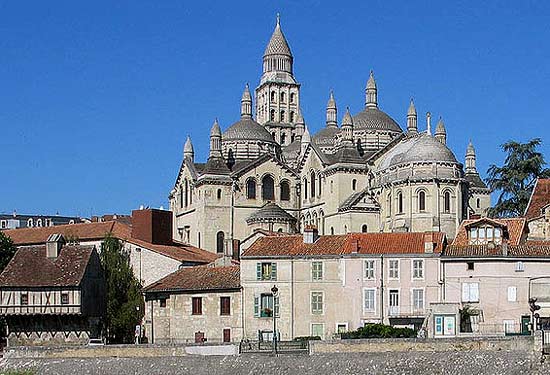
<box><xmin>1</xmin><ymin>1</ymin><xmax>550</xmax><ymax>217</ymax></box>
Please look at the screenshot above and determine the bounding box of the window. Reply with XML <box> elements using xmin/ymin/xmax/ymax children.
<box><xmin>476</xmin><ymin>198</ymin><xmax>480</xmax><ymax>209</ymax></box>
<box><xmin>389</xmin><ymin>260</ymin><xmax>399</xmax><ymax>279</ymax></box>
<box><xmin>352</xmin><ymin>179</ymin><xmax>357</xmax><ymax>191</ymax></box>
<box><xmin>336</xmin><ymin>323</ymin><xmax>348</xmax><ymax>334</ymax></box>
<box><xmin>185</xmin><ymin>180</ymin><xmax>189</xmax><ymax>207</ymax></box>
<box><xmin>387</xmin><ymin>194</ymin><xmax>392</xmax><ymax>216</ymax></box>
<box><xmin>220</xmin><ymin>296</ymin><xmax>231</xmax><ymax>315</ymax></box>
<box><xmin>216</xmin><ymin>231</ymin><xmax>225</xmax><ymax>254</ymax></box>
<box><xmin>160</xmin><ymin>298</ymin><xmax>167</xmax><ymax>308</ymax></box>
<box><xmin>363</xmin><ymin>288</ymin><xmax>376</xmax><ymax>312</ymax></box>
<box><xmin>20</xmin><ymin>293</ymin><xmax>28</xmax><ymax>306</ymax></box>
<box><xmin>179</xmin><ymin>187</ymin><xmax>184</xmax><ymax>208</ymax></box>
<box><xmin>461</xmin><ymin>282</ymin><xmax>479</xmax><ymax>302</ymax></box>
<box><xmin>61</xmin><ymin>293</ymin><xmax>69</xmax><ymax>305</ymax></box>
<box><xmin>197</xmin><ymin>232</ymin><xmax>201</xmax><ymax>248</ymax></box>
<box><xmin>280</xmin><ymin>110</ymin><xmax>285</xmax><ymax>122</ymax></box>
<box><xmin>192</xmin><ymin>297</ymin><xmax>202</xmax><ymax>315</ymax></box>
<box><xmin>412</xmin><ymin>288</ymin><xmax>424</xmax><ymax>311</ymax></box>
<box><xmin>271</xmin><ymin>91</ymin><xmax>276</xmax><ymax>102</ymax></box>
<box><xmin>254</xmin><ymin>293</ymin><xmax>279</xmax><ymax>317</ymax></box>
<box><xmin>418</xmin><ymin>191</ymin><xmax>426</xmax><ymax>212</ymax></box>
<box><xmin>247</xmin><ymin>179</ymin><xmax>256</xmax><ymax>199</ymax></box>
<box><xmin>310</xmin><ymin>171</ymin><xmax>316</xmax><ymax>199</ymax></box>
<box><xmin>311</xmin><ymin>291</ymin><xmax>324</xmax><ymax>314</ymax></box>
<box><xmin>330</xmin><ymin>227</ymin><xmax>334</xmax><ymax>235</ymax></box>
<box><xmin>223</xmin><ymin>328</ymin><xmax>231</xmax><ymax>343</ymax></box>
<box><xmin>412</xmin><ymin>259</ymin><xmax>424</xmax><ymax>279</ymax></box>
<box><xmin>256</xmin><ymin>262</ymin><xmax>277</xmax><ymax>281</ymax></box>
<box><xmin>280</xmin><ymin>181</ymin><xmax>290</xmax><ymax>201</ymax></box>
<box><xmin>290</xmin><ymin>92</ymin><xmax>296</xmax><ymax>103</ymax></box>
<box><xmin>311</xmin><ymin>262</ymin><xmax>323</xmax><ymax>281</ymax></box>
<box><xmin>397</xmin><ymin>192</ymin><xmax>403</xmax><ymax>214</ymax></box>
<box><xmin>361</xmin><ymin>224</ymin><xmax>368</xmax><ymax>233</ymax></box>
<box><xmin>389</xmin><ymin>290</ymin><xmax>399</xmax><ymax>316</ymax></box>
<box><xmin>467</xmin><ymin>262</ymin><xmax>475</xmax><ymax>271</ymax></box>
<box><xmin>311</xmin><ymin>323</ymin><xmax>324</xmax><ymax>339</ymax></box>
<box><xmin>262</xmin><ymin>175</ymin><xmax>275</xmax><ymax>200</ymax></box>
<box><xmin>36</xmin><ymin>219</ymin><xmax>42</xmax><ymax>227</ymax></box>
<box><xmin>507</xmin><ymin>286</ymin><xmax>517</xmax><ymax>302</ymax></box>
<box><xmin>280</xmin><ymin>92</ymin><xmax>286</xmax><ymax>103</ymax></box>
<box><xmin>443</xmin><ymin>191</ymin><xmax>451</xmax><ymax>213</ymax></box>
<box><xmin>515</xmin><ymin>261</ymin><xmax>524</xmax><ymax>272</ymax></box>
<box><xmin>469</xmin><ymin>225</ymin><xmax>503</xmax><ymax>245</ymax></box>
<box><xmin>304</xmin><ymin>178</ymin><xmax>308</xmax><ymax>199</ymax></box>
<box><xmin>27</xmin><ymin>218</ymin><xmax>33</xmax><ymax>227</ymax></box>
<box><xmin>318</xmin><ymin>175</ymin><xmax>322</xmax><ymax>196</ymax></box>
<box><xmin>364</xmin><ymin>260</ymin><xmax>375</xmax><ymax>279</ymax></box>
<box><xmin>217</xmin><ymin>189</ymin><xmax>222</xmax><ymax>200</ymax></box>
<box><xmin>289</xmin><ymin>111</ymin><xmax>295</xmax><ymax>123</ymax></box>
<box><xmin>0</xmin><ymin>220</ymin><xmax>6</xmax><ymax>229</ymax></box>
<box><xmin>281</xmin><ymin>133</ymin><xmax>286</xmax><ymax>145</ymax></box>
<box><xmin>270</xmin><ymin>109</ymin><xmax>275</xmax><ymax>121</ymax></box>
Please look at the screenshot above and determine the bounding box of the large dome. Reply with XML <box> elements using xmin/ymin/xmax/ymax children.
<box><xmin>352</xmin><ymin>107</ymin><xmax>402</xmax><ymax>133</ymax></box>
<box><xmin>378</xmin><ymin>133</ymin><xmax>459</xmax><ymax>170</ymax></box>
<box><xmin>313</xmin><ymin>126</ymin><xmax>340</xmax><ymax>147</ymax></box>
<box><xmin>223</xmin><ymin>118</ymin><xmax>276</xmax><ymax>143</ymax></box>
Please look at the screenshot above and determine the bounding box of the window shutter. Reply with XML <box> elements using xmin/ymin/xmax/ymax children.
<box><xmin>256</xmin><ymin>263</ymin><xmax>261</xmax><ymax>280</ymax></box>
<box><xmin>274</xmin><ymin>296</ymin><xmax>280</xmax><ymax>317</ymax></box>
<box><xmin>271</xmin><ymin>263</ymin><xmax>277</xmax><ymax>280</ymax></box>
<box><xmin>508</xmin><ymin>286</ymin><xmax>516</xmax><ymax>302</ymax></box>
<box><xmin>254</xmin><ymin>296</ymin><xmax>259</xmax><ymax>317</ymax></box>
<box><xmin>462</xmin><ymin>283</ymin><xmax>469</xmax><ymax>302</ymax></box>
<box><xmin>471</xmin><ymin>283</ymin><xmax>479</xmax><ymax>302</ymax></box>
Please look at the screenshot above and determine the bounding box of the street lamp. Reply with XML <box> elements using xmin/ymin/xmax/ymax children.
<box><xmin>271</xmin><ymin>284</ymin><xmax>279</xmax><ymax>356</ymax></box>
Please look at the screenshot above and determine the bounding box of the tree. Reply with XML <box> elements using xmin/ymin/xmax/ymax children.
<box><xmin>100</xmin><ymin>235</ymin><xmax>144</xmax><ymax>344</ymax></box>
<box><xmin>486</xmin><ymin>138</ymin><xmax>550</xmax><ymax>217</ymax></box>
<box><xmin>0</xmin><ymin>232</ymin><xmax>17</xmax><ymax>273</ymax></box>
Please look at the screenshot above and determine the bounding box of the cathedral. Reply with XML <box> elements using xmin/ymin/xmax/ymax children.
<box><xmin>169</xmin><ymin>17</ymin><xmax>491</xmax><ymax>254</ymax></box>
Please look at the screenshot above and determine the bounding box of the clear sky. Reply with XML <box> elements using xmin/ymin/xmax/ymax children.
<box><xmin>2</xmin><ymin>1</ymin><xmax>550</xmax><ymax>218</ymax></box>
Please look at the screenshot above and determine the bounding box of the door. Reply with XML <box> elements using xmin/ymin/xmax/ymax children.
<box><xmin>223</xmin><ymin>329</ymin><xmax>231</xmax><ymax>343</ymax></box>
<box><xmin>443</xmin><ymin>316</ymin><xmax>456</xmax><ymax>336</ymax></box>
<box><xmin>389</xmin><ymin>290</ymin><xmax>399</xmax><ymax>316</ymax></box>
<box><xmin>194</xmin><ymin>331</ymin><xmax>205</xmax><ymax>343</ymax></box>
<box><xmin>521</xmin><ymin>315</ymin><xmax>531</xmax><ymax>335</ymax></box>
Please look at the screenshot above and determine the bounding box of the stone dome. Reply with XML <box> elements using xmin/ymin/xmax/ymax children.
<box><xmin>246</xmin><ymin>202</ymin><xmax>297</xmax><ymax>224</ymax></box>
<box><xmin>313</xmin><ymin>126</ymin><xmax>340</xmax><ymax>147</ymax></box>
<box><xmin>222</xmin><ymin>118</ymin><xmax>276</xmax><ymax>143</ymax></box>
<box><xmin>378</xmin><ymin>133</ymin><xmax>459</xmax><ymax>170</ymax></box>
<box><xmin>352</xmin><ymin>107</ymin><xmax>402</xmax><ymax>133</ymax></box>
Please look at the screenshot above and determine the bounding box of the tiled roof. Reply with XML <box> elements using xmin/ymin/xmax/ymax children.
<box><xmin>525</xmin><ymin>179</ymin><xmax>550</xmax><ymax>220</ymax></box>
<box><xmin>452</xmin><ymin>217</ymin><xmax>526</xmax><ymax>246</ymax></box>
<box><xmin>144</xmin><ymin>266</ymin><xmax>240</xmax><ymax>293</ymax></box>
<box><xmin>444</xmin><ymin>243</ymin><xmax>550</xmax><ymax>258</ymax></box>
<box><xmin>242</xmin><ymin>232</ymin><xmax>445</xmax><ymax>258</ymax></box>
<box><xmin>0</xmin><ymin>245</ymin><xmax>95</xmax><ymax>288</ymax></box>
<box><xmin>127</xmin><ymin>238</ymin><xmax>217</xmax><ymax>264</ymax></box>
<box><xmin>2</xmin><ymin>221</ymin><xmax>131</xmax><ymax>246</ymax></box>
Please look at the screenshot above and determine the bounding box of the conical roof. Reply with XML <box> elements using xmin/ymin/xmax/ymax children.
<box><xmin>246</xmin><ymin>202</ymin><xmax>297</xmax><ymax>224</ymax></box>
<box><xmin>184</xmin><ymin>135</ymin><xmax>194</xmax><ymax>154</ymax></box>
<box><xmin>241</xmin><ymin>83</ymin><xmax>252</xmax><ymax>102</ymax></box>
<box><xmin>435</xmin><ymin>118</ymin><xmax>446</xmax><ymax>135</ymax></box>
<box><xmin>466</xmin><ymin>140</ymin><xmax>476</xmax><ymax>156</ymax></box>
<box><xmin>407</xmin><ymin>99</ymin><xmax>417</xmax><ymax>116</ymax></box>
<box><xmin>342</xmin><ymin>107</ymin><xmax>353</xmax><ymax>126</ymax></box>
<box><xmin>301</xmin><ymin>125</ymin><xmax>311</xmax><ymax>143</ymax></box>
<box><xmin>327</xmin><ymin>90</ymin><xmax>336</xmax><ymax>108</ymax></box>
<box><xmin>210</xmin><ymin>119</ymin><xmax>221</xmax><ymax>137</ymax></box>
<box><xmin>366</xmin><ymin>70</ymin><xmax>376</xmax><ymax>89</ymax></box>
<box><xmin>264</xmin><ymin>16</ymin><xmax>292</xmax><ymax>57</ymax></box>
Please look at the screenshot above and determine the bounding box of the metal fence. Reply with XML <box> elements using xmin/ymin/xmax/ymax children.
<box><xmin>239</xmin><ymin>339</ymin><xmax>308</xmax><ymax>354</ymax></box>
<box><xmin>543</xmin><ymin>330</ymin><xmax>550</xmax><ymax>355</ymax></box>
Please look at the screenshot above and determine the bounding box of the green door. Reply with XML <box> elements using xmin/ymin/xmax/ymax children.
<box><xmin>521</xmin><ymin>315</ymin><xmax>530</xmax><ymax>335</ymax></box>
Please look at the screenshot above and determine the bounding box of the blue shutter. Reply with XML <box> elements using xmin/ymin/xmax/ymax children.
<box><xmin>254</xmin><ymin>296</ymin><xmax>259</xmax><ymax>317</ymax></box>
<box><xmin>256</xmin><ymin>263</ymin><xmax>262</xmax><ymax>280</ymax></box>
<box><xmin>271</xmin><ymin>263</ymin><xmax>277</xmax><ymax>280</ymax></box>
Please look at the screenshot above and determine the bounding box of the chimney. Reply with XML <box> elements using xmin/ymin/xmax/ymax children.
<box><xmin>351</xmin><ymin>239</ymin><xmax>359</xmax><ymax>253</ymax></box>
<box><xmin>303</xmin><ymin>225</ymin><xmax>319</xmax><ymax>244</ymax></box>
<box><xmin>424</xmin><ymin>232</ymin><xmax>434</xmax><ymax>253</ymax></box>
<box><xmin>46</xmin><ymin>234</ymin><xmax>65</xmax><ymax>258</ymax></box>
<box><xmin>131</xmin><ymin>209</ymin><xmax>173</xmax><ymax>245</ymax></box>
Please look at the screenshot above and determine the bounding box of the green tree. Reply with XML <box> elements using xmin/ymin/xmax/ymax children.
<box><xmin>100</xmin><ymin>235</ymin><xmax>144</xmax><ymax>344</ymax></box>
<box><xmin>487</xmin><ymin>138</ymin><xmax>550</xmax><ymax>217</ymax></box>
<box><xmin>0</xmin><ymin>232</ymin><xmax>17</xmax><ymax>273</ymax></box>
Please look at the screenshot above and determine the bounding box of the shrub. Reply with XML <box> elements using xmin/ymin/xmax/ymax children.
<box><xmin>341</xmin><ymin>323</ymin><xmax>416</xmax><ymax>339</ymax></box>
<box><xmin>293</xmin><ymin>336</ymin><xmax>321</xmax><ymax>341</ymax></box>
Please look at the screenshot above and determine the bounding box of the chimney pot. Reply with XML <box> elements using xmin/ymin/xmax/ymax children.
<box><xmin>46</xmin><ymin>234</ymin><xmax>65</xmax><ymax>258</ymax></box>
<box><xmin>303</xmin><ymin>225</ymin><xmax>319</xmax><ymax>244</ymax></box>
<box><xmin>424</xmin><ymin>232</ymin><xmax>434</xmax><ymax>253</ymax></box>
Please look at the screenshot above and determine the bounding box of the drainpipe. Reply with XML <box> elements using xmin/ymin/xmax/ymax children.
<box><xmin>150</xmin><ymin>299</ymin><xmax>154</xmax><ymax>344</ymax></box>
<box><xmin>291</xmin><ymin>259</ymin><xmax>295</xmax><ymax>338</ymax></box>
<box><xmin>380</xmin><ymin>254</ymin><xmax>384</xmax><ymax>324</ymax></box>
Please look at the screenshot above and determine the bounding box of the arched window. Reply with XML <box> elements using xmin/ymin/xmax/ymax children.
<box><xmin>270</xmin><ymin>109</ymin><xmax>275</xmax><ymax>121</ymax></box>
<box><xmin>330</xmin><ymin>227</ymin><xmax>334</xmax><ymax>235</ymax></box>
<box><xmin>27</xmin><ymin>218</ymin><xmax>33</xmax><ymax>227</ymax></box>
<box><xmin>318</xmin><ymin>175</ymin><xmax>322</xmax><ymax>196</ymax></box>
<box><xmin>289</xmin><ymin>111</ymin><xmax>295</xmax><ymax>123</ymax></box>
<box><xmin>290</xmin><ymin>92</ymin><xmax>296</xmax><ymax>103</ymax></box>
<box><xmin>362</xmin><ymin>224</ymin><xmax>368</xmax><ymax>233</ymax></box>
<box><xmin>310</xmin><ymin>171</ymin><xmax>316</xmax><ymax>199</ymax></box>
<box><xmin>246</xmin><ymin>179</ymin><xmax>256</xmax><ymax>199</ymax></box>
<box><xmin>388</xmin><ymin>194</ymin><xmax>392</xmax><ymax>216</ymax></box>
<box><xmin>476</xmin><ymin>198</ymin><xmax>480</xmax><ymax>209</ymax></box>
<box><xmin>280</xmin><ymin>110</ymin><xmax>285</xmax><ymax>122</ymax></box>
<box><xmin>262</xmin><ymin>175</ymin><xmax>275</xmax><ymax>200</ymax></box>
<box><xmin>418</xmin><ymin>191</ymin><xmax>426</xmax><ymax>212</ymax></box>
<box><xmin>330</xmin><ymin>180</ymin><xmax>334</xmax><ymax>193</ymax></box>
<box><xmin>277</xmin><ymin>228</ymin><xmax>283</xmax><ymax>233</ymax></box>
<box><xmin>397</xmin><ymin>192</ymin><xmax>403</xmax><ymax>214</ymax></box>
<box><xmin>185</xmin><ymin>179</ymin><xmax>189</xmax><ymax>207</ymax></box>
<box><xmin>280</xmin><ymin>181</ymin><xmax>290</xmax><ymax>201</ymax></box>
<box><xmin>344</xmin><ymin>225</ymin><xmax>348</xmax><ymax>233</ymax></box>
<box><xmin>36</xmin><ymin>219</ymin><xmax>42</xmax><ymax>227</ymax></box>
<box><xmin>444</xmin><ymin>191</ymin><xmax>451</xmax><ymax>213</ymax></box>
<box><xmin>180</xmin><ymin>188</ymin><xmax>184</xmax><ymax>209</ymax></box>
<box><xmin>281</xmin><ymin>133</ymin><xmax>286</xmax><ymax>145</ymax></box>
<box><xmin>189</xmin><ymin>185</ymin><xmax>193</xmax><ymax>205</ymax></box>
<box><xmin>271</xmin><ymin>91</ymin><xmax>276</xmax><ymax>102</ymax></box>
<box><xmin>304</xmin><ymin>178</ymin><xmax>308</xmax><ymax>199</ymax></box>
<box><xmin>352</xmin><ymin>179</ymin><xmax>357</xmax><ymax>191</ymax></box>
<box><xmin>280</xmin><ymin>92</ymin><xmax>286</xmax><ymax>103</ymax></box>
<box><xmin>216</xmin><ymin>231</ymin><xmax>225</xmax><ymax>254</ymax></box>
<box><xmin>198</xmin><ymin>232</ymin><xmax>201</xmax><ymax>248</ymax></box>
<box><xmin>271</xmin><ymin>132</ymin><xmax>276</xmax><ymax>140</ymax></box>
<box><xmin>217</xmin><ymin>189</ymin><xmax>222</xmax><ymax>200</ymax></box>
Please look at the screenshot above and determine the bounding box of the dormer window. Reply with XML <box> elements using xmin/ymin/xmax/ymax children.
<box><xmin>468</xmin><ymin>225</ymin><xmax>503</xmax><ymax>245</ymax></box>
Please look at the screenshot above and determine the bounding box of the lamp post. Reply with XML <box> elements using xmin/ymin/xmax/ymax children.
<box><xmin>271</xmin><ymin>284</ymin><xmax>278</xmax><ymax>356</ymax></box>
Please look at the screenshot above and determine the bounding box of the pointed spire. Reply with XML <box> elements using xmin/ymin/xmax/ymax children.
<box><xmin>263</xmin><ymin>14</ymin><xmax>293</xmax><ymax>76</ymax></box>
<box><xmin>209</xmin><ymin>119</ymin><xmax>222</xmax><ymax>158</ymax></box>
<box><xmin>341</xmin><ymin>107</ymin><xmax>354</xmax><ymax>143</ymax></box>
<box><xmin>300</xmin><ymin>125</ymin><xmax>311</xmax><ymax>156</ymax></box>
<box><xmin>365</xmin><ymin>70</ymin><xmax>378</xmax><ymax>108</ymax></box>
<box><xmin>326</xmin><ymin>90</ymin><xmax>337</xmax><ymax>128</ymax></box>
<box><xmin>435</xmin><ymin>117</ymin><xmax>447</xmax><ymax>144</ymax></box>
<box><xmin>183</xmin><ymin>135</ymin><xmax>194</xmax><ymax>161</ymax></box>
<box><xmin>295</xmin><ymin>108</ymin><xmax>305</xmax><ymax>138</ymax></box>
<box><xmin>466</xmin><ymin>140</ymin><xmax>475</xmax><ymax>156</ymax></box>
<box><xmin>465</xmin><ymin>140</ymin><xmax>477</xmax><ymax>173</ymax></box>
<box><xmin>407</xmin><ymin>99</ymin><xmax>418</xmax><ymax>134</ymax></box>
<box><xmin>241</xmin><ymin>83</ymin><xmax>252</xmax><ymax>119</ymax></box>
<box><xmin>210</xmin><ymin>118</ymin><xmax>221</xmax><ymax>137</ymax></box>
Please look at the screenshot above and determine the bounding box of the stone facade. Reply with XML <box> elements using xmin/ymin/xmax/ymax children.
<box><xmin>170</xmin><ymin>17</ymin><xmax>490</xmax><ymax>254</ymax></box>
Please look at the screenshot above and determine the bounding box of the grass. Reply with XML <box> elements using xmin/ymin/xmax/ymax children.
<box><xmin>0</xmin><ymin>369</ymin><xmax>37</xmax><ymax>375</ymax></box>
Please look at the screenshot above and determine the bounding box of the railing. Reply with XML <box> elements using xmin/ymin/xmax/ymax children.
<box><xmin>239</xmin><ymin>339</ymin><xmax>309</xmax><ymax>354</ymax></box>
<box><xmin>543</xmin><ymin>330</ymin><xmax>550</xmax><ymax>354</ymax></box>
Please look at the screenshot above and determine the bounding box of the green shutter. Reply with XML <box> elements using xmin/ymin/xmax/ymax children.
<box><xmin>274</xmin><ymin>296</ymin><xmax>280</xmax><ymax>317</ymax></box>
<box><xmin>271</xmin><ymin>263</ymin><xmax>277</xmax><ymax>280</ymax></box>
<box><xmin>256</xmin><ymin>263</ymin><xmax>262</xmax><ymax>280</ymax></box>
<box><xmin>254</xmin><ymin>296</ymin><xmax>259</xmax><ymax>317</ymax></box>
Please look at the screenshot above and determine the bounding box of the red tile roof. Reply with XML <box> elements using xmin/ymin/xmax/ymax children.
<box><xmin>0</xmin><ymin>245</ymin><xmax>96</xmax><ymax>288</ymax></box>
<box><xmin>242</xmin><ymin>232</ymin><xmax>446</xmax><ymax>257</ymax></box>
<box><xmin>452</xmin><ymin>217</ymin><xmax>527</xmax><ymax>246</ymax></box>
<box><xmin>126</xmin><ymin>238</ymin><xmax>217</xmax><ymax>264</ymax></box>
<box><xmin>444</xmin><ymin>243</ymin><xmax>550</xmax><ymax>258</ymax></box>
<box><xmin>525</xmin><ymin>179</ymin><xmax>550</xmax><ymax>220</ymax></box>
<box><xmin>144</xmin><ymin>266</ymin><xmax>240</xmax><ymax>293</ymax></box>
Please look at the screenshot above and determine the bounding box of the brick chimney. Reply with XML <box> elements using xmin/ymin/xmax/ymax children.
<box><xmin>46</xmin><ymin>234</ymin><xmax>65</xmax><ymax>258</ymax></box>
<box><xmin>131</xmin><ymin>209</ymin><xmax>173</xmax><ymax>245</ymax></box>
<box><xmin>303</xmin><ymin>225</ymin><xmax>319</xmax><ymax>244</ymax></box>
<box><xmin>424</xmin><ymin>232</ymin><xmax>435</xmax><ymax>253</ymax></box>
